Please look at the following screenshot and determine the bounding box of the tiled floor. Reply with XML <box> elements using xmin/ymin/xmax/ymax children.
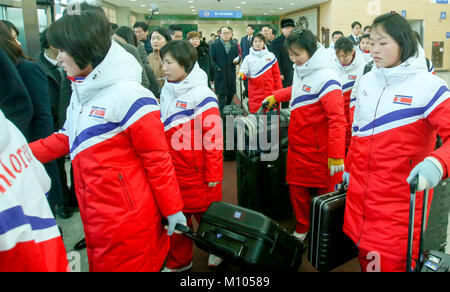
<box><xmin>56</xmin><ymin>71</ymin><xmax>450</xmax><ymax>272</ymax></box>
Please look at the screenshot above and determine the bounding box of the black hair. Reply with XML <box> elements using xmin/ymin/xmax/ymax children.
<box><xmin>360</xmin><ymin>34</ymin><xmax>370</xmax><ymax>41</ymax></box>
<box><xmin>150</xmin><ymin>26</ymin><xmax>172</xmax><ymax>42</ymax></box>
<box><xmin>115</xmin><ymin>26</ymin><xmax>138</xmax><ymax>47</ymax></box>
<box><xmin>168</xmin><ymin>24</ymin><xmax>183</xmax><ymax>35</ymax></box>
<box><xmin>332</xmin><ymin>31</ymin><xmax>344</xmax><ymax>38</ymax></box>
<box><xmin>40</xmin><ymin>28</ymin><xmax>50</xmax><ymax>50</ymax></box>
<box><xmin>247</xmin><ymin>24</ymin><xmax>256</xmax><ymax>30</ymax></box>
<box><xmin>364</xmin><ymin>25</ymin><xmax>371</xmax><ymax>32</ymax></box>
<box><xmin>351</xmin><ymin>21</ymin><xmax>362</xmax><ymax>29</ymax></box>
<box><xmin>133</xmin><ymin>21</ymin><xmax>149</xmax><ymax>32</ymax></box>
<box><xmin>47</xmin><ymin>2</ymin><xmax>111</xmax><ymax>70</ymax></box>
<box><xmin>334</xmin><ymin>37</ymin><xmax>355</xmax><ymax>53</ymax></box>
<box><xmin>372</xmin><ymin>12</ymin><xmax>418</xmax><ymax>62</ymax></box>
<box><xmin>284</xmin><ymin>29</ymin><xmax>317</xmax><ymax>58</ymax></box>
<box><xmin>251</xmin><ymin>33</ymin><xmax>265</xmax><ymax>46</ymax></box>
<box><xmin>272</xmin><ymin>27</ymin><xmax>277</xmax><ymax>36</ymax></box>
<box><xmin>160</xmin><ymin>40</ymin><xmax>198</xmax><ymax>74</ymax></box>
<box><xmin>110</xmin><ymin>23</ymin><xmax>119</xmax><ymax>34</ymax></box>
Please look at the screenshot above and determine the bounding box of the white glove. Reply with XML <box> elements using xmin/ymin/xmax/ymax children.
<box><xmin>166</xmin><ymin>211</ymin><xmax>187</xmax><ymax>236</ymax></box>
<box><xmin>342</xmin><ymin>171</ymin><xmax>350</xmax><ymax>186</ymax></box>
<box><xmin>407</xmin><ymin>157</ymin><xmax>443</xmax><ymax>192</ymax></box>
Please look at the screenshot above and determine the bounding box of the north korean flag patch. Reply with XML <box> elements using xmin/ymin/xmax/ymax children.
<box><xmin>89</xmin><ymin>106</ymin><xmax>106</xmax><ymax>119</ymax></box>
<box><xmin>176</xmin><ymin>101</ymin><xmax>188</xmax><ymax>109</ymax></box>
<box><xmin>302</xmin><ymin>85</ymin><xmax>312</xmax><ymax>93</ymax></box>
<box><xmin>348</xmin><ymin>75</ymin><xmax>357</xmax><ymax>80</ymax></box>
<box><xmin>393</xmin><ymin>95</ymin><xmax>413</xmax><ymax>106</ymax></box>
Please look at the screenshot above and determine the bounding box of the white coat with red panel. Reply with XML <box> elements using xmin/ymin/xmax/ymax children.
<box><xmin>160</xmin><ymin>62</ymin><xmax>223</xmax><ymax>213</ymax></box>
<box><xmin>29</xmin><ymin>41</ymin><xmax>184</xmax><ymax>272</ymax></box>
<box><xmin>0</xmin><ymin>110</ymin><xmax>68</xmax><ymax>272</ymax></box>
<box><xmin>272</xmin><ymin>44</ymin><xmax>347</xmax><ymax>188</ymax></box>
<box><xmin>239</xmin><ymin>47</ymin><xmax>283</xmax><ymax>113</ymax></box>
<box><xmin>332</xmin><ymin>48</ymin><xmax>366</xmax><ymax>151</ymax></box>
<box><xmin>344</xmin><ymin>46</ymin><xmax>450</xmax><ymax>263</ymax></box>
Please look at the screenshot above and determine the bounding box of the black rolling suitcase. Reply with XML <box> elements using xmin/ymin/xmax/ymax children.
<box><xmin>235</xmin><ymin>104</ymin><xmax>291</xmax><ymax>219</ymax></box>
<box><xmin>222</xmin><ymin>104</ymin><xmax>244</xmax><ymax>161</ymax></box>
<box><xmin>423</xmin><ymin>179</ymin><xmax>450</xmax><ymax>252</ymax></box>
<box><xmin>406</xmin><ymin>177</ymin><xmax>450</xmax><ymax>272</ymax></box>
<box><xmin>168</xmin><ymin>201</ymin><xmax>304</xmax><ymax>271</ymax></box>
<box><xmin>236</xmin><ymin>144</ymin><xmax>290</xmax><ymax>219</ymax></box>
<box><xmin>308</xmin><ymin>186</ymin><xmax>358</xmax><ymax>272</ymax></box>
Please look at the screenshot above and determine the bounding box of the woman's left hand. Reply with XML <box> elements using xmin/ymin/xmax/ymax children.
<box><xmin>208</xmin><ymin>181</ymin><xmax>221</xmax><ymax>187</ymax></box>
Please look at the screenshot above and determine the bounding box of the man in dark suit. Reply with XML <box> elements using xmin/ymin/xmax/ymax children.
<box><xmin>349</xmin><ymin>21</ymin><xmax>362</xmax><ymax>45</ymax></box>
<box><xmin>240</xmin><ymin>24</ymin><xmax>255</xmax><ymax>61</ymax></box>
<box><xmin>210</xmin><ymin>26</ymin><xmax>240</xmax><ymax>113</ymax></box>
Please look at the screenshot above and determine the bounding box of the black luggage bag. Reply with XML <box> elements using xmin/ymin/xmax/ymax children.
<box><xmin>236</xmin><ymin>142</ymin><xmax>291</xmax><ymax>219</ymax></box>
<box><xmin>423</xmin><ymin>179</ymin><xmax>450</xmax><ymax>252</ymax></box>
<box><xmin>308</xmin><ymin>186</ymin><xmax>358</xmax><ymax>272</ymax></box>
<box><xmin>235</xmin><ymin>104</ymin><xmax>291</xmax><ymax>219</ymax></box>
<box><xmin>407</xmin><ymin>177</ymin><xmax>450</xmax><ymax>272</ymax></box>
<box><xmin>222</xmin><ymin>104</ymin><xmax>244</xmax><ymax>161</ymax></box>
<box><xmin>168</xmin><ymin>201</ymin><xmax>304</xmax><ymax>271</ymax></box>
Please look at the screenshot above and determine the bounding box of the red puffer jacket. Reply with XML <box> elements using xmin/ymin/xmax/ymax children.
<box><xmin>273</xmin><ymin>45</ymin><xmax>346</xmax><ymax>188</ymax></box>
<box><xmin>161</xmin><ymin>63</ymin><xmax>223</xmax><ymax>213</ymax></box>
<box><xmin>240</xmin><ymin>47</ymin><xmax>283</xmax><ymax>113</ymax></box>
<box><xmin>29</xmin><ymin>42</ymin><xmax>183</xmax><ymax>272</ymax></box>
<box><xmin>344</xmin><ymin>47</ymin><xmax>450</xmax><ymax>263</ymax></box>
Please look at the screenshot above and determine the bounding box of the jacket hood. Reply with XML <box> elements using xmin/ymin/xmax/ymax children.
<box><xmin>249</xmin><ymin>46</ymin><xmax>270</xmax><ymax>58</ymax></box>
<box><xmin>72</xmin><ymin>40</ymin><xmax>143</xmax><ymax>104</ymax></box>
<box><xmin>294</xmin><ymin>43</ymin><xmax>332</xmax><ymax>78</ymax></box>
<box><xmin>163</xmin><ymin>62</ymin><xmax>208</xmax><ymax>97</ymax></box>
<box><xmin>0</xmin><ymin>110</ymin><xmax>12</xmax><ymax>153</ymax></box>
<box><xmin>373</xmin><ymin>42</ymin><xmax>427</xmax><ymax>86</ymax></box>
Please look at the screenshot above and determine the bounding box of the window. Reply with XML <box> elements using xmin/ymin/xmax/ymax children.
<box><xmin>103</xmin><ymin>7</ymin><xmax>117</xmax><ymax>24</ymax></box>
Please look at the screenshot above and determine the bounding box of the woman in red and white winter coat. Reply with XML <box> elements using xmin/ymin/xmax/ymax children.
<box><xmin>159</xmin><ymin>41</ymin><xmax>223</xmax><ymax>271</ymax></box>
<box><xmin>332</xmin><ymin>37</ymin><xmax>367</xmax><ymax>151</ymax></box>
<box><xmin>238</xmin><ymin>33</ymin><xmax>283</xmax><ymax>113</ymax></box>
<box><xmin>263</xmin><ymin>30</ymin><xmax>347</xmax><ymax>241</ymax></box>
<box><xmin>343</xmin><ymin>13</ymin><xmax>450</xmax><ymax>272</ymax></box>
<box><xmin>28</xmin><ymin>4</ymin><xmax>185</xmax><ymax>272</ymax></box>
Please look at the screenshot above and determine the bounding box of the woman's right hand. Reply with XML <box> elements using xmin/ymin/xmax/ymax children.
<box><xmin>262</xmin><ymin>95</ymin><xmax>277</xmax><ymax>110</ymax></box>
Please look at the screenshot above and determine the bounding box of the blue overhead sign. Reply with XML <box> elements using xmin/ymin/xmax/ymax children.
<box><xmin>199</xmin><ymin>10</ymin><xmax>242</xmax><ymax>19</ymax></box>
<box><xmin>435</xmin><ymin>0</ymin><xmax>448</xmax><ymax>4</ymax></box>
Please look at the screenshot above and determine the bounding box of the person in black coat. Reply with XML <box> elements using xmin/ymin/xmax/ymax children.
<box><xmin>271</xmin><ymin>18</ymin><xmax>295</xmax><ymax>89</ymax></box>
<box><xmin>210</xmin><ymin>26</ymin><xmax>240</xmax><ymax>113</ymax></box>
<box><xmin>0</xmin><ymin>22</ymin><xmax>66</xmax><ymax>218</ymax></box>
<box><xmin>186</xmin><ymin>31</ymin><xmax>213</xmax><ymax>88</ymax></box>
<box><xmin>36</xmin><ymin>29</ymin><xmax>74</xmax><ymax>218</ymax></box>
<box><xmin>0</xmin><ymin>48</ymin><xmax>33</xmax><ymax>134</ymax></box>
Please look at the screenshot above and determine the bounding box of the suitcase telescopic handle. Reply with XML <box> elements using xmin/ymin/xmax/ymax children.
<box><xmin>161</xmin><ymin>219</ymin><xmax>196</xmax><ymax>240</ymax></box>
<box><xmin>406</xmin><ymin>176</ymin><xmax>429</xmax><ymax>272</ymax></box>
